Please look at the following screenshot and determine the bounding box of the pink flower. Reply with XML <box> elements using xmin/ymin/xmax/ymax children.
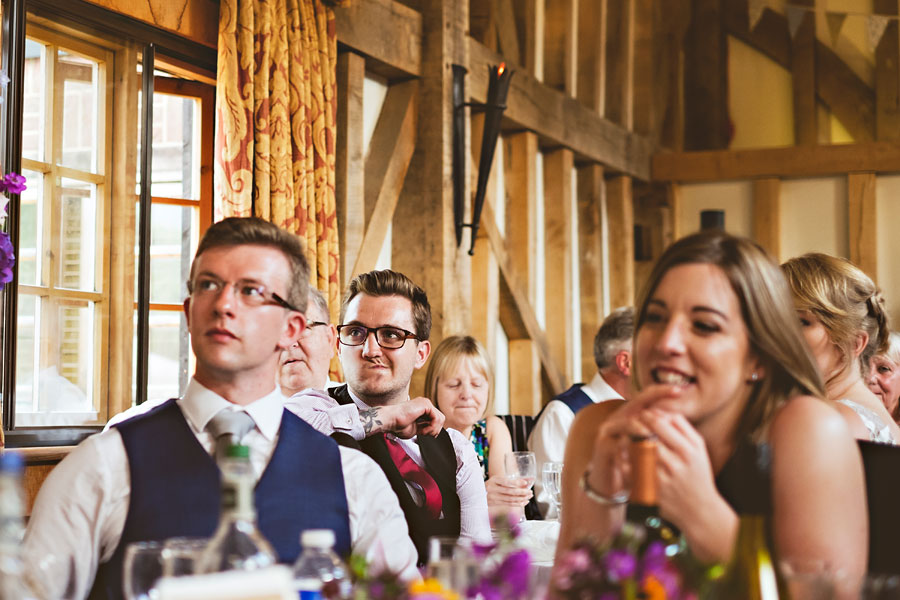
<box><xmin>0</xmin><ymin>172</ymin><xmax>26</xmax><ymax>195</ymax></box>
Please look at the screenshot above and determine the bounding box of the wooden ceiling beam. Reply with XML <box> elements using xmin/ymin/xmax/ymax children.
<box><xmin>653</xmin><ymin>142</ymin><xmax>900</xmax><ymax>182</ymax></box>
<box><xmin>334</xmin><ymin>0</ymin><xmax>422</xmax><ymax>77</ymax></box>
<box><xmin>468</xmin><ymin>38</ymin><xmax>652</xmax><ymax>179</ymax></box>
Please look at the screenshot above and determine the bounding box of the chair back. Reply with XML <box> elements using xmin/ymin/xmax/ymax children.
<box><xmin>858</xmin><ymin>440</ymin><xmax>900</xmax><ymax>575</ymax></box>
<box><xmin>498</xmin><ymin>414</ymin><xmax>537</xmax><ymax>452</ymax></box>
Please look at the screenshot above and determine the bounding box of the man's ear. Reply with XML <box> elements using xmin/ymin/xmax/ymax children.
<box><xmin>326</xmin><ymin>324</ymin><xmax>338</xmax><ymax>358</ymax></box>
<box><xmin>615</xmin><ymin>350</ymin><xmax>632</xmax><ymax>377</ymax></box>
<box><xmin>183</xmin><ymin>297</ymin><xmax>191</xmax><ymax>327</ymax></box>
<box><xmin>414</xmin><ymin>340</ymin><xmax>431</xmax><ymax>370</ymax></box>
<box><xmin>278</xmin><ymin>311</ymin><xmax>307</xmax><ymax>351</ymax></box>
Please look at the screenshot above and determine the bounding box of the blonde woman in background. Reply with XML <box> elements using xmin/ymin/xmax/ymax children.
<box><xmin>868</xmin><ymin>331</ymin><xmax>900</xmax><ymax>424</ymax></box>
<box><xmin>424</xmin><ymin>335</ymin><xmax>532</xmax><ymax>517</ymax></box>
<box><xmin>782</xmin><ymin>254</ymin><xmax>899</xmax><ymax>444</ymax></box>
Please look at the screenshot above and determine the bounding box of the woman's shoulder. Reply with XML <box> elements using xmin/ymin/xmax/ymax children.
<box><xmin>769</xmin><ymin>394</ymin><xmax>857</xmax><ymax>458</ymax></box>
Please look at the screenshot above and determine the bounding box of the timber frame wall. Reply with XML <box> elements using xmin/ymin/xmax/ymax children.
<box><xmin>334</xmin><ymin>0</ymin><xmax>669</xmax><ymax>412</ymax></box>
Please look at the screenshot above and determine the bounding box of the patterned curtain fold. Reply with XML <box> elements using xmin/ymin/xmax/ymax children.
<box><xmin>215</xmin><ymin>0</ymin><xmax>342</xmax><ymax>378</ymax></box>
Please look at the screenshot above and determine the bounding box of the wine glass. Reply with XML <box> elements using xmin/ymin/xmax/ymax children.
<box><xmin>123</xmin><ymin>541</ymin><xmax>164</xmax><ymax>600</ymax></box>
<box><xmin>505</xmin><ymin>451</ymin><xmax>537</xmax><ymax>522</ymax></box>
<box><xmin>541</xmin><ymin>461</ymin><xmax>563</xmax><ymax>520</ymax></box>
<box><xmin>161</xmin><ymin>537</ymin><xmax>208</xmax><ymax>577</ymax></box>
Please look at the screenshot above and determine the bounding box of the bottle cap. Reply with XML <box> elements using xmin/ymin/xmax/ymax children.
<box><xmin>0</xmin><ymin>450</ymin><xmax>24</xmax><ymax>473</ymax></box>
<box><xmin>629</xmin><ymin>436</ymin><xmax>657</xmax><ymax>506</ymax></box>
<box><xmin>301</xmin><ymin>529</ymin><xmax>336</xmax><ymax>548</ymax></box>
<box><xmin>225</xmin><ymin>444</ymin><xmax>250</xmax><ymax>459</ymax></box>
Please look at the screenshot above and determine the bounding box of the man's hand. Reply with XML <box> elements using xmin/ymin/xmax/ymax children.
<box><xmin>358</xmin><ymin>397</ymin><xmax>446</xmax><ymax>439</ymax></box>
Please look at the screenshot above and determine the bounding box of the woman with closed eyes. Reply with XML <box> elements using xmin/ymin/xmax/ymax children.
<box><xmin>556</xmin><ymin>231</ymin><xmax>866</xmax><ymax>598</ymax></box>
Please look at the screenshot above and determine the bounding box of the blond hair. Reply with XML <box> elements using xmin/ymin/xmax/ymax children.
<box><xmin>424</xmin><ymin>335</ymin><xmax>495</xmax><ymax>419</ymax></box>
<box><xmin>634</xmin><ymin>231</ymin><xmax>826</xmax><ymax>442</ymax></box>
<box><xmin>781</xmin><ymin>253</ymin><xmax>890</xmax><ymax>378</ymax></box>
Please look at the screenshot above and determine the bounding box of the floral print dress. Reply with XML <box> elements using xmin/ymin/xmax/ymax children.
<box><xmin>469</xmin><ymin>418</ymin><xmax>491</xmax><ymax>480</ymax></box>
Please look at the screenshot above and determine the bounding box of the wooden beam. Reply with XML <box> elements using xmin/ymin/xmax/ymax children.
<box><xmin>653</xmin><ymin>142</ymin><xmax>900</xmax><ymax>182</ymax></box>
<box><xmin>543</xmin><ymin>149</ymin><xmax>575</xmax><ymax>380</ymax></box>
<box><xmin>684</xmin><ymin>0</ymin><xmax>728</xmax><ymax>149</ymax></box>
<box><xmin>848</xmin><ymin>173</ymin><xmax>878</xmax><ymax>282</ymax></box>
<box><xmin>607</xmin><ymin>175</ymin><xmax>635</xmax><ymax>308</ymax></box>
<box><xmin>351</xmin><ymin>80</ymin><xmax>418</xmax><ymax>278</ymax></box>
<box><xmin>336</xmin><ymin>51</ymin><xmax>365</xmax><ymax>286</ymax></box>
<box><xmin>791</xmin><ymin>2</ymin><xmax>817</xmax><ymax>146</ymax></box>
<box><xmin>875</xmin><ymin>0</ymin><xmax>900</xmax><ymax>141</ymax></box>
<box><xmin>483</xmin><ymin>201</ymin><xmax>567</xmax><ymax>395</ymax></box>
<box><xmin>391</xmin><ymin>0</ymin><xmax>470</xmax><ymax>360</ymax></box>
<box><xmin>577</xmin><ymin>164</ymin><xmax>604</xmax><ymax>381</ymax></box>
<box><xmin>544</xmin><ymin>0</ymin><xmax>578</xmax><ymax>94</ymax></box>
<box><xmin>492</xmin><ymin>0</ymin><xmax>521</xmax><ymax>64</ymax></box>
<box><xmin>753</xmin><ymin>178</ymin><xmax>781</xmax><ymax>261</ymax></box>
<box><xmin>577</xmin><ymin>0</ymin><xmax>606</xmax><ymax>113</ymax></box>
<box><xmin>334</xmin><ymin>0</ymin><xmax>422</xmax><ymax>77</ymax></box>
<box><xmin>508</xmin><ymin>339</ymin><xmax>542</xmax><ymax>414</ymax></box>
<box><xmin>722</xmin><ymin>2</ymin><xmax>874</xmax><ymax>142</ymax></box>
<box><xmin>667</xmin><ymin>182</ymin><xmax>682</xmax><ymax>242</ymax></box>
<box><xmin>632</xmin><ymin>0</ymin><xmax>654</xmax><ymax>136</ymax></box>
<box><xmin>514</xmin><ymin>0</ymin><xmax>545</xmax><ymax>80</ymax></box>
<box><xmin>468</xmin><ymin>38</ymin><xmax>653</xmax><ymax>179</ymax></box>
<box><xmin>605</xmin><ymin>0</ymin><xmax>634</xmax><ymax>128</ymax></box>
<box><xmin>504</xmin><ymin>132</ymin><xmax>538</xmax><ymax>302</ymax></box>
<box><xmin>470</xmin><ymin>113</ymin><xmax>499</xmax><ymax>351</ymax></box>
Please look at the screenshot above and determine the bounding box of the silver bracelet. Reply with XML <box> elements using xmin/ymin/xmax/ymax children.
<box><xmin>580</xmin><ymin>469</ymin><xmax>629</xmax><ymax>505</ymax></box>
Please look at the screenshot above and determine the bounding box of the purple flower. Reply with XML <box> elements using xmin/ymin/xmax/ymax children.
<box><xmin>642</xmin><ymin>541</ymin><xmax>668</xmax><ymax>573</ymax></box>
<box><xmin>0</xmin><ymin>231</ymin><xmax>14</xmax><ymax>289</ymax></box>
<box><xmin>0</xmin><ymin>172</ymin><xmax>26</xmax><ymax>195</ymax></box>
<box><xmin>602</xmin><ymin>548</ymin><xmax>637</xmax><ymax>582</ymax></box>
<box><xmin>494</xmin><ymin>549</ymin><xmax>532</xmax><ymax>595</ymax></box>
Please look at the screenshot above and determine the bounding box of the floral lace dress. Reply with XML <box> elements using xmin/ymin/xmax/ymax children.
<box><xmin>837</xmin><ymin>398</ymin><xmax>897</xmax><ymax>444</ymax></box>
<box><xmin>469</xmin><ymin>418</ymin><xmax>490</xmax><ymax>480</ymax></box>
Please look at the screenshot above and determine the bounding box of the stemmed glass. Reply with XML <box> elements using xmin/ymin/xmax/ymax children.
<box><xmin>123</xmin><ymin>541</ymin><xmax>164</xmax><ymax>600</ymax></box>
<box><xmin>505</xmin><ymin>451</ymin><xmax>537</xmax><ymax>522</ymax></box>
<box><xmin>541</xmin><ymin>461</ymin><xmax>564</xmax><ymax>520</ymax></box>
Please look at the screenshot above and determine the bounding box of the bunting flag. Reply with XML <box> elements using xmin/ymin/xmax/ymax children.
<box><xmin>787</xmin><ymin>5</ymin><xmax>805</xmax><ymax>38</ymax></box>
<box><xmin>868</xmin><ymin>14</ymin><xmax>890</xmax><ymax>51</ymax></box>
<box><xmin>826</xmin><ymin>12</ymin><xmax>847</xmax><ymax>47</ymax></box>
<box><xmin>748</xmin><ymin>0</ymin><xmax>766</xmax><ymax>31</ymax></box>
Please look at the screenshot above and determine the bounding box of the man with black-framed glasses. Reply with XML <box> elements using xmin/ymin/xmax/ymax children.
<box><xmin>322</xmin><ymin>269</ymin><xmax>491</xmax><ymax>566</ymax></box>
<box><xmin>24</xmin><ymin>219</ymin><xmax>418</xmax><ymax>599</ymax></box>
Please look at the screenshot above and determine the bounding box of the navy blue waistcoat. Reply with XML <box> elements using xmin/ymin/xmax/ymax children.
<box><xmin>89</xmin><ymin>399</ymin><xmax>350</xmax><ymax>600</ymax></box>
<box><xmin>535</xmin><ymin>384</ymin><xmax>593</xmax><ymax>422</ymax></box>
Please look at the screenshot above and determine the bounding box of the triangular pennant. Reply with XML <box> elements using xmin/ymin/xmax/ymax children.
<box><xmin>868</xmin><ymin>15</ymin><xmax>890</xmax><ymax>51</ymax></box>
<box><xmin>787</xmin><ymin>5</ymin><xmax>805</xmax><ymax>39</ymax></box>
<box><xmin>826</xmin><ymin>12</ymin><xmax>847</xmax><ymax>47</ymax></box>
<box><xmin>748</xmin><ymin>0</ymin><xmax>766</xmax><ymax>31</ymax></box>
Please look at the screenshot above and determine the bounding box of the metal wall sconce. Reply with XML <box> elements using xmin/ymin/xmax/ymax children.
<box><xmin>452</xmin><ymin>62</ymin><xmax>514</xmax><ymax>255</ymax></box>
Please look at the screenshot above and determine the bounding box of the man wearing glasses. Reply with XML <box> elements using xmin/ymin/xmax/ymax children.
<box><xmin>24</xmin><ymin>219</ymin><xmax>418</xmax><ymax>599</ymax></box>
<box><xmin>324</xmin><ymin>269</ymin><xmax>491</xmax><ymax>565</ymax></box>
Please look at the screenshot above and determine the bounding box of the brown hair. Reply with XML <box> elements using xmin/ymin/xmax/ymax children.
<box><xmin>424</xmin><ymin>335</ymin><xmax>495</xmax><ymax>418</ymax></box>
<box><xmin>781</xmin><ymin>253</ymin><xmax>890</xmax><ymax>378</ymax></box>
<box><xmin>190</xmin><ymin>217</ymin><xmax>310</xmax><ymax>310</ymax></box>
<box><xmin>340</xmin><ymin>269</ymin><xmax>432</xmax><ymax>340</ymax></box>
<box><xmin>634</xmin><ymin>231</ymin><xmax>826</xmax><ymax>442</ymax></box>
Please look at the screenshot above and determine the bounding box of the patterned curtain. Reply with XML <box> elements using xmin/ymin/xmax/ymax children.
<box><xmin>215</xmin><ymin>0</ymin><xmax>343</xmax><ymax>378</ymax></box>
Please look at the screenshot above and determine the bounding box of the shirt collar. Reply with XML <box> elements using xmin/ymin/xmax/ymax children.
<box><xmin>583</xmin><ymin>372</ymin><xmax>624</xmax><ymax>403</ymax></box>
<box><xmin>179</xmin><ymin>378</ymin><xmax>286</xmax><ymax>441</ymax></box>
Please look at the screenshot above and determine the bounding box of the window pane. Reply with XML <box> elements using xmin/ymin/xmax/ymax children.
<box><xmin>58</xmin><ymin>178</ymin><xmax>98</xmax><ymax>292</ymax></box>
<box><xmin>54</xmin><ymin>301</ymin><xmax>94</xmax><ymax>409</ymax></box>
<box><xmin>15</xmin><ymin>294</ymin><xmax>39</xmax><ymax>414</ymax></box>
<box><xmin>22</xmin><ymin>39</ymin><xmax>45</xmax><ymax>162</ymax></box>
<box><xmin>151</xmin><ymin>94</ymin><xmax>199</xmax><ymax>199</ymax></box>
<box><xmin>18</xmin><ymin>168</ymin><xmax>43</xmax><ymax>286</ymax></box>
<box><xmin>148</xmin><ymin>310</ymin><xmax>190</xmax><ymax>402</ymax></box>
<box><xmin>59</xmin><ymin>50</ymin><xmax>98</xmax><ymax>172</ymax></box>
<box><xmin>150</xmin><ymin>204</ymin><xmax>196</xmax><ymax>304</ymax></box>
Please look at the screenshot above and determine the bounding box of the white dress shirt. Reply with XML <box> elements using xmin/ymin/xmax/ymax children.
<box><xmin>24</xmin><ymin>379</ymin><xmax>419</xmax><ymax>599</ymax></box>
<box><xmin>529</xmin><ymin>372</ymin><xmax>624</xmax><ymax>518</ymax></box>
<box><xmin>288</xmin><ymin>387</ymin><xmax>492</xmax><ymax>543</ymax></box>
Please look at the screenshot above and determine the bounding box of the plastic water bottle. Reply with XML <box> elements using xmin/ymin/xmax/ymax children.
<box><xmin>291</xmin><ymin>529</ymin><xmax>350</xmax><ymax>600</ymax></box>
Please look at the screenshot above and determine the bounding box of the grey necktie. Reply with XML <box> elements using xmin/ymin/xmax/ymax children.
<box><xmin>206</xmin><ymin>409</ymin><xmax>256</xmax><ymax>462</ymax></box>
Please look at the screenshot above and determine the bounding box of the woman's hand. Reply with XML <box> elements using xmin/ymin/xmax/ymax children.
<box><xmin>585</xmin><ymin>384</ymin><xmax>685</xmax><ymax>498</ymax></box>
<box><xmin>639</xmin><ymin>409</ymin><xmax>737</xmax><ymax>563</ymax></box>
<box><xmin>485</xmin><ymin>475</ymin><xmax>533</xmax><ymax>513</ymax></box>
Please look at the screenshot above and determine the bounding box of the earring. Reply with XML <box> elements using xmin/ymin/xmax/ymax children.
<box><xmin>748</xmin><ymin>372</ymin><xmax>759</xmax><ymax>383</ymax></box>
